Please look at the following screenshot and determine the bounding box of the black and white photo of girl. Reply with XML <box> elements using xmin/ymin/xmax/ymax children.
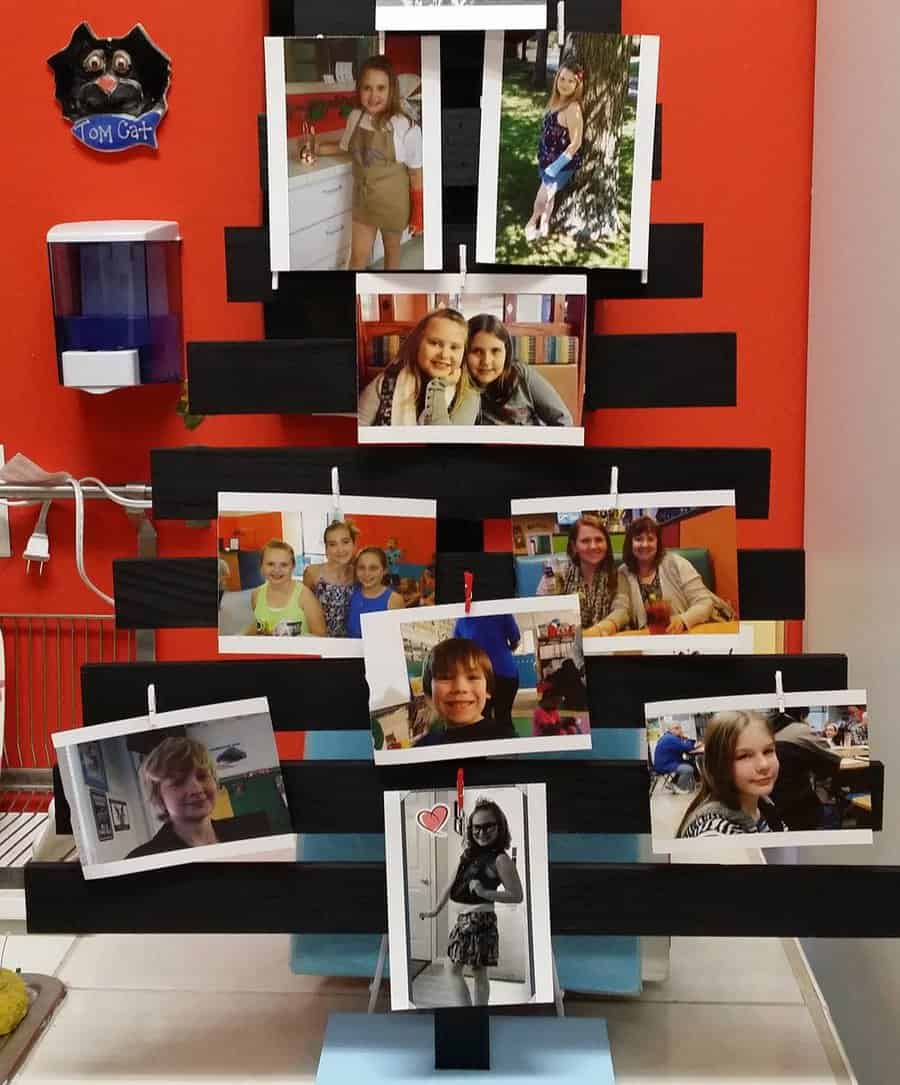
<box><xmin>384</xmin><ymin>783</ymin><xmax>553</xmax><ymax>1010</ymax></box>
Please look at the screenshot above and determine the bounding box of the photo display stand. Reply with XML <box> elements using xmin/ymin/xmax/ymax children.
<box><xmin>322</xmin><ymin>936</ymin><xmax>612</xmax><ymax>1084</ymax></box>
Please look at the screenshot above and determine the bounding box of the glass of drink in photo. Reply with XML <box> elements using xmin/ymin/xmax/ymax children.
<box><xmin>645</xmin><ymin>598</ymin><xmax>671</xmax><ymax>634</ymax></box>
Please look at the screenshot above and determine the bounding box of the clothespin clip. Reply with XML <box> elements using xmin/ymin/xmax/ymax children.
<box><xmin>774</xmin><ymin>670</ymin><xmax>785</xmax><ymax>714</ymax></box>
<box><xmin>455</xmin><ymin>767</ymin><xmax>465</xmax><ymax>835</ymax></box>
<box><xmin>463</xmin><ymin>569</ymin><xmax>473</xmax><ymax>613</ymax></box>
<box><xmin>557</xmin><ymin>0</ymin><xmax>566</xmax><ymax>43</ymax></box>
<box><xmin>459</xmin><ymin>244</ymin><xmax>467</xmax><ymax>293</ymax></box>
<box><xmin>271</xmin><ymin>271</ymin><xmax>279</xmax><ymax>292</ymax></box>
<box><xmin>331</xmin><ymin>466</ymin><xmax>342</xmax><ymax>522</ymax></box>
<box><xmin>147</xmin><ymin>683</ymin><xmax>157</xmax><ymax>725</ymax></box>
<box><xmin>609</xmin><ymin>465</ymin><xmax>619</xmax><ymax>509</ymax></box>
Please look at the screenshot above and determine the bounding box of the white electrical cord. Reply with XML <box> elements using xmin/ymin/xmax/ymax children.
<box><xmin>77</xmin><ymin>476</ymin><xmax>152</xmax><ymax>510</ymax></box>
<box><xmin>64</xmin><ymin>476</ymin><xmax>115</xmax><ymax>606</ymax></box>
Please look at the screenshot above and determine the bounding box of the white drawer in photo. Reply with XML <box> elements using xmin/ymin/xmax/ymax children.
<box><xmin>289</xmin><ymin>211</ymin><xmax>352</xmax><ymax>268</ymax></box>
<box><xmin>289</xmin><ymin>172</ymin><xmax>353</xmax><ymax>233</ymax></box>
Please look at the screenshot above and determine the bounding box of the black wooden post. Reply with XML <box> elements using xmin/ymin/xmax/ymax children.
<box><xmin>434</xmin><ymin>1007</ymin><xmax>490</xmax><ymax>1071</ymax></box>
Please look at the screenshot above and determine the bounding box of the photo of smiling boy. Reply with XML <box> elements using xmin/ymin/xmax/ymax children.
<box><xmin>417</xmin><ymin>638</ymin><xmax>516</xmax><ymax>746</ymax></box>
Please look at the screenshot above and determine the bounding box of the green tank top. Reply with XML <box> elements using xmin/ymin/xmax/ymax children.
<box><xmin>254</xmin><ymin>581</ymin><xmax>308</xmax><ymax>636</ymax></box>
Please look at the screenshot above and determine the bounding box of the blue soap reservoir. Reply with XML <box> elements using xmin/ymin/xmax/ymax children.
<box><xmin>47</xmin><ymin>220</ymin><xmax>183</xmax><ymax>393</ymax></box>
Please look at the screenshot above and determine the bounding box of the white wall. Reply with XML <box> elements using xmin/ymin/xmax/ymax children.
<box><xmin>803</xmin><ymin>5</ymin><xmax>900</xmax><ymax>1082</ymax></box>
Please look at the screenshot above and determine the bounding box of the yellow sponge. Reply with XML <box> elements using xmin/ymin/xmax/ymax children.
<box><xmin>0</xmin><ymin>969</ymin><xmax>29</xmax><ymax>1035</ymax></box>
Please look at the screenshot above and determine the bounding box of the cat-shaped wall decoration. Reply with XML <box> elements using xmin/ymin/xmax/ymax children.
<box><xmin>48</xmin><ymin>22</ymin><xmax>172</xmax><ymax>153</ymax></box>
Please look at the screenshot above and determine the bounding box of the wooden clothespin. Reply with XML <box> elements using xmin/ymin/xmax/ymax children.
<box><xmin>463</xmin><ymin>570</ymin><xmax>474</xmax><ymax>614</ymax></box>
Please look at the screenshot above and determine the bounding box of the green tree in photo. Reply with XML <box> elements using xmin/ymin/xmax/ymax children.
<box><xmin>495</xmin><ymin>33</ymin><xmax>639</xmax><ymax>268</ymax></box>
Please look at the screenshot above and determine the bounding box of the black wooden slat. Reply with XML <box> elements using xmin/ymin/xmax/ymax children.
<box><xmin>590</xmin><ymin>224</ymin><xmax>704</xmax><ymax>300</ymax></box>
<box><xmin>80</xmin><ymin>654</ymin><xmax>845</xmax><ymax>735</ymax></box>
<box><xmin>112</xmin><ymin>549</ymin><xmax>803</xmax><ymax>629</ymax></box>
<box><xmin>27</xmin><ymin>861</ymin><xmax>900</xmax><ymax>937</ymax></box>
<box><xmin>55</xmin><ymin>760</ymin><xmax>652</xmax><ymax>837</ymax></box>
<box><xmin>269</xmin><ymin>1</ymin><xmax>622</xmax><ymax>36</ymax></box>
<box><xmin>187</xmin><ymin>340</ymin><xmax>356</xmax><ymax>415</ymax></box>
<box><xmin>435</xmin><ymin>1009</ymin><xmax>489</xmax><ymax>1071</ymax></box>
<box><xmin>652</xmin><ymin>103</ymin><xmax>662</xmax><ymax>180</ymax></box>
<box><xmin>586</xmin><ymin>333</ymin><xmax>736</xmax><ymax>409</ymax></box>
<box><xmin>269</xmin><ymin>0</ymin><xmax>376</xmax><ymax>34</ymax></box>
<box><xmin>737</xmin><ymin>549</ymin><xmax>806</xmax><ymax>620</ymax></box>
<box><xmin>150</xmin><ymin>446</ymin><xmax>771</xmax><ymax>521</ymax></box>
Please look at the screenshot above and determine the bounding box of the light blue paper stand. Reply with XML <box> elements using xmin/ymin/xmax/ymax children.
<box><xmin>315</xmin><ymin>1013</ymin><xmax>616</xmax><ymax>1084</ymax></box>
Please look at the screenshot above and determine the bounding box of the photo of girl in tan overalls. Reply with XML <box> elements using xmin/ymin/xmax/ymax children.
<box><xmin>319</xmin><ymin>55</ymin><xmax>423</xmax><ymax>269</ymax></box>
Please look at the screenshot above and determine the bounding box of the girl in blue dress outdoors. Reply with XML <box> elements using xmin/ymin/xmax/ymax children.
<box><xmin>524</xmin><ymin>62</ymin><xmax>585</xmax><ymax>242</ymax></box>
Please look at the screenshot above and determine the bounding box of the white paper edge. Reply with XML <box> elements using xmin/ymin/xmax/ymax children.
<box><xmin>365</xmin><ymin>593</ymin><xmax>581</xmax><ymax>630</ymax></box>
<box><xmin>654</xmin><ymin>829</ymin><xmax>873</xmax><ymax>857</ymax></box>
<box><xmin>584</xmin><ymin>628</ymin><xmax>744</xmax><ymax>656</ymax></box>
<box><xmin>52</xmin><ymin>696</ymin><xmax>271</xmax><ymax>749</ymax></box>
<box><xmin>421</xmin><ymin>36</ymin><xmax>444</xmax><ymax>269</ymax></box>
<box><xmin>373</xmin><ymin>731</ymin><xmax>591</xmax><ymax>765</ymax></box>
<box><xmin>525</xmin><ymin>782</ymin><xmax>554</xmax><ymax>1004</ymax></box>
<box><xmin>218</xmin><ymin>634</ymin><xmax>364</xmax><ymax>658</ymax></box>
<box><xmin>628</xmin><ymin>35</ymin><xmax>660</xmax><ymax>271</ymax></box>
<box><xmin>385</xmin><ymin>784</ymin><xmax>554</xmax><ymax>1010</ymax></box>
<box><xmin>475</xmin><ymin>32</ymin><xmax>504</xmax><ymax>263</ymax></box>
<box><xmin>217</xmin><ymin>492</ymin><xmax>437</xmax><ymax>517</ymax></box>
<box><xmin>356</xmin><ymin>272</ymin><xmax>588</xmax><ymax>295</ymax></box>
<box><xmin>264</xmin><ymin>38</ymin><xmax>291</xmax><ymax>274</ymax></box>
<box><xmin>377</xmin><ymin>4</ymin><xmax>547</xmax><ymax>31</ymax></box>
<box><xmin>80</xmin><ymin>832</ymin><xmax>299</xmax><ymax>880</ymax></box>
<box><xmin>384</xmin><ymin>790</ymin><xmax>411</xmax><ymax>1010</ymax></box>
<box><xmin>358</xmin><ymin>424</ymin><xmax>585</xmax><ymax>446</ymax></box>
<box><xmin>511</xmin><ymin>489</ymin><xmax>737</xmax><ymax>515</ymax></box>
<box><xmin>644</xmin><ymin>689</ymin><xmax>869</xmax><ymax>720</ymax></box>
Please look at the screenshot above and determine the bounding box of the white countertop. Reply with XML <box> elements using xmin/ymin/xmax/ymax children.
<box><xmin>287</xmin><ymin>140</ymin><xmax>352</xmax><ymax>189</ymax></box>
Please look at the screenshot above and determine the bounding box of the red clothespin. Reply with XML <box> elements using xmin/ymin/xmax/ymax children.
<box><xmin>457</xmin><ymin>766</ymin><xmax>465</xmax><ymax>810</ymax></box>
<box><xmin>464</xmin><ymin>570</ymin><xmax>474</xmax><ymax>614</ymax></box>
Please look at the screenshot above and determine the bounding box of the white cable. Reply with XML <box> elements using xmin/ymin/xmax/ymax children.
<box><xmin>65</xmin><ymin>477</ymin><xmax>115</xmax><ymax>607</ymax></box>
<box><xmin>77</xmin><ymin>477</ymin><xmax>152</xmax><ymax>509</ymax></box>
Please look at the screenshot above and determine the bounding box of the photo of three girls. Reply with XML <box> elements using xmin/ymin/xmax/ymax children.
<box><xmin>217</xmin><ymin>498</ymin><xmax>436</xmax><ymax>654</ymax></box>
<box><xmin>357</xmin><ymin>285</ymin><xmax>586</xmax><ymax>437</ymax></box>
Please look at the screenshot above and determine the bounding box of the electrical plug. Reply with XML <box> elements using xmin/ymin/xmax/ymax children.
<box><xmin>24</xmin><ymin>500</ymin><xmax>51</xmax><ymax>575</ymax></box>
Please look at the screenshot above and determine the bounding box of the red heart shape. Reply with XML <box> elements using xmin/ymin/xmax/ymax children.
<box><xmin>416</xmin><ymin>804</ymin><xmax>450</xmax><ymax>834</ymax></box>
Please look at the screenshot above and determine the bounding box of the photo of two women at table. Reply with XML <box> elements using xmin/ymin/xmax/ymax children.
<box><xmin>511</xmin><ymin>493</ymin><xmax>740</xmax><ymax>652</ymax></box>
<box><xmin>646</xmin><ymin>696</ymin><xmax>873</xmax><ymax>853</ymax></box>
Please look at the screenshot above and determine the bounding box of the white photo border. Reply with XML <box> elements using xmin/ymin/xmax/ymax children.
<box><xmin>628</xmin><ymin>36</ymin><xmax>660</xmax><ymax>271</ymax></box>
<box><xmin>264</xmin><ymin>35</ymin><xmax>443</xmax><ymax>273</ymax></box>
<box><xmin>363</xmin><ymin>594</ymin><xmax>592</xmax><ymax>764</ymax></box>
<box><xmin>356</xmin><ymin>271</ymin><xmax>587</xmax><ymax>447</ymax></box>
<box><xmin>52</xmin><ymin>697</ymin><xmax>297</xmax><ymax>879</ymax></box>
<box><xmin>384</xmin><ymin>782</ymin><xmax>553</xmax><ymax>1011</ymax></box>
<box><xmin>644</xmin><ymin>689</ymin><xmax>873</xmax><ymax>855</ymax></box>
<box><xmin>377</xmin><ymin>2</ymin><xmax>547</xmax><ymax>32</ymax></box>
<box><xmin>510</xmin><ymin>489</ymin><xmax>741</xmax><ymax>656</ymax></box>
<box><xmin>217</xmin><ymin>491</ymin><xmax>437</xmax><ymax>659</ymax></box>
<box><xmin>475</xmin><ymin>32</ymin><xmax>504</xmax><ymax>264</ymax></box>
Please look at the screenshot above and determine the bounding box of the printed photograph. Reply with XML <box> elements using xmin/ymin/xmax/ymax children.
<box><xmin>53</xmin><ymin>698</ymin><xmax>294</xmax><ymax>879</ymax></box>
<box><xmin>265</xmin><ymin>34</ymin><xmax>442</xmax><ymax>272</ymax></box>
<box><xmin>384</xmin><ymin>783</ymin><xmax>553</xmax><ymax>1010</ymax></box>
<box><xmin>477</xmin><ymin>30</ymin><xmax>659</xmax><ymax>269</ymax></box>
<box><xmin>218</xmin><ymin>492</ymin><xmax>437</xmax><ymax>657</ymax></box>
<box><xmin>357</xmin><ymin>272</ymin><xmax>586</xmax><ymax>445</ymax></box>
<box><xmin>363</xmin><ymin>596</ymin><xmax>591</xmax><ymax>764</ymax></box>
<box><xmin>511</xmin><ymin>490</ymin><xmax>741</xmax><ymax>655</ymax></box>
<box><xmin>645</xmin><ymin>691</ymin><xmax>875</xmax><ymax>855</ymax></box>
<box><xmin>376</xmin><ymin>0</ymin><xmax>547</xmax><ymax>31</ymax></box>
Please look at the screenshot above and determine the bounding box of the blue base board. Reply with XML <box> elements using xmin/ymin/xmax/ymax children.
<box><xmin>316</xmin><ymin>1013</ymin><xmax>615</xmax><ymax>1085</ymax></box>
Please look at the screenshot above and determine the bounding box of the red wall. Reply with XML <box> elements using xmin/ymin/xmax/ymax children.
<box><xmin>0</xmin><ymin>0</ymin><xmax>811</xmax><ymax>688</ymax></box>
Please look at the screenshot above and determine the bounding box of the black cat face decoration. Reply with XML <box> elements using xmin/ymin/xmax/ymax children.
<box><xmin>48</xmin><ymin>22</ymin><xmax>171</xmax><ymax>153</ymax></box>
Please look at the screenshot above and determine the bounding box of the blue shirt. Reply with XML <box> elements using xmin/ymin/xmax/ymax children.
<box><xmin>348</xmin><ymin>585</ymin><xmax>394</xmax><ymax>639</ymax></box>
<box><xmin>653</xmin><ymin>732</ymin><xmax>696</xmax><ymax>773</ymax></box>
<box><xmin>452</xmin><ymin>614</ymin><xmax>520</xmax><ymax>679</ymax></box>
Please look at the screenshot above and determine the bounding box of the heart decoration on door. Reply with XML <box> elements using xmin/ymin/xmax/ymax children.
<box><xmin>416</xmin><ymin>803</ymin><xmax>450</xmax><ymax>835</ymax></box>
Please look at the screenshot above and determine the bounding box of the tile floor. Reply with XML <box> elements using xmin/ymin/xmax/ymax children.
<box><xmin>0</xmin><ymin>929</ymin><xmax>853</xmax><ymax>1084</ymax></box>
